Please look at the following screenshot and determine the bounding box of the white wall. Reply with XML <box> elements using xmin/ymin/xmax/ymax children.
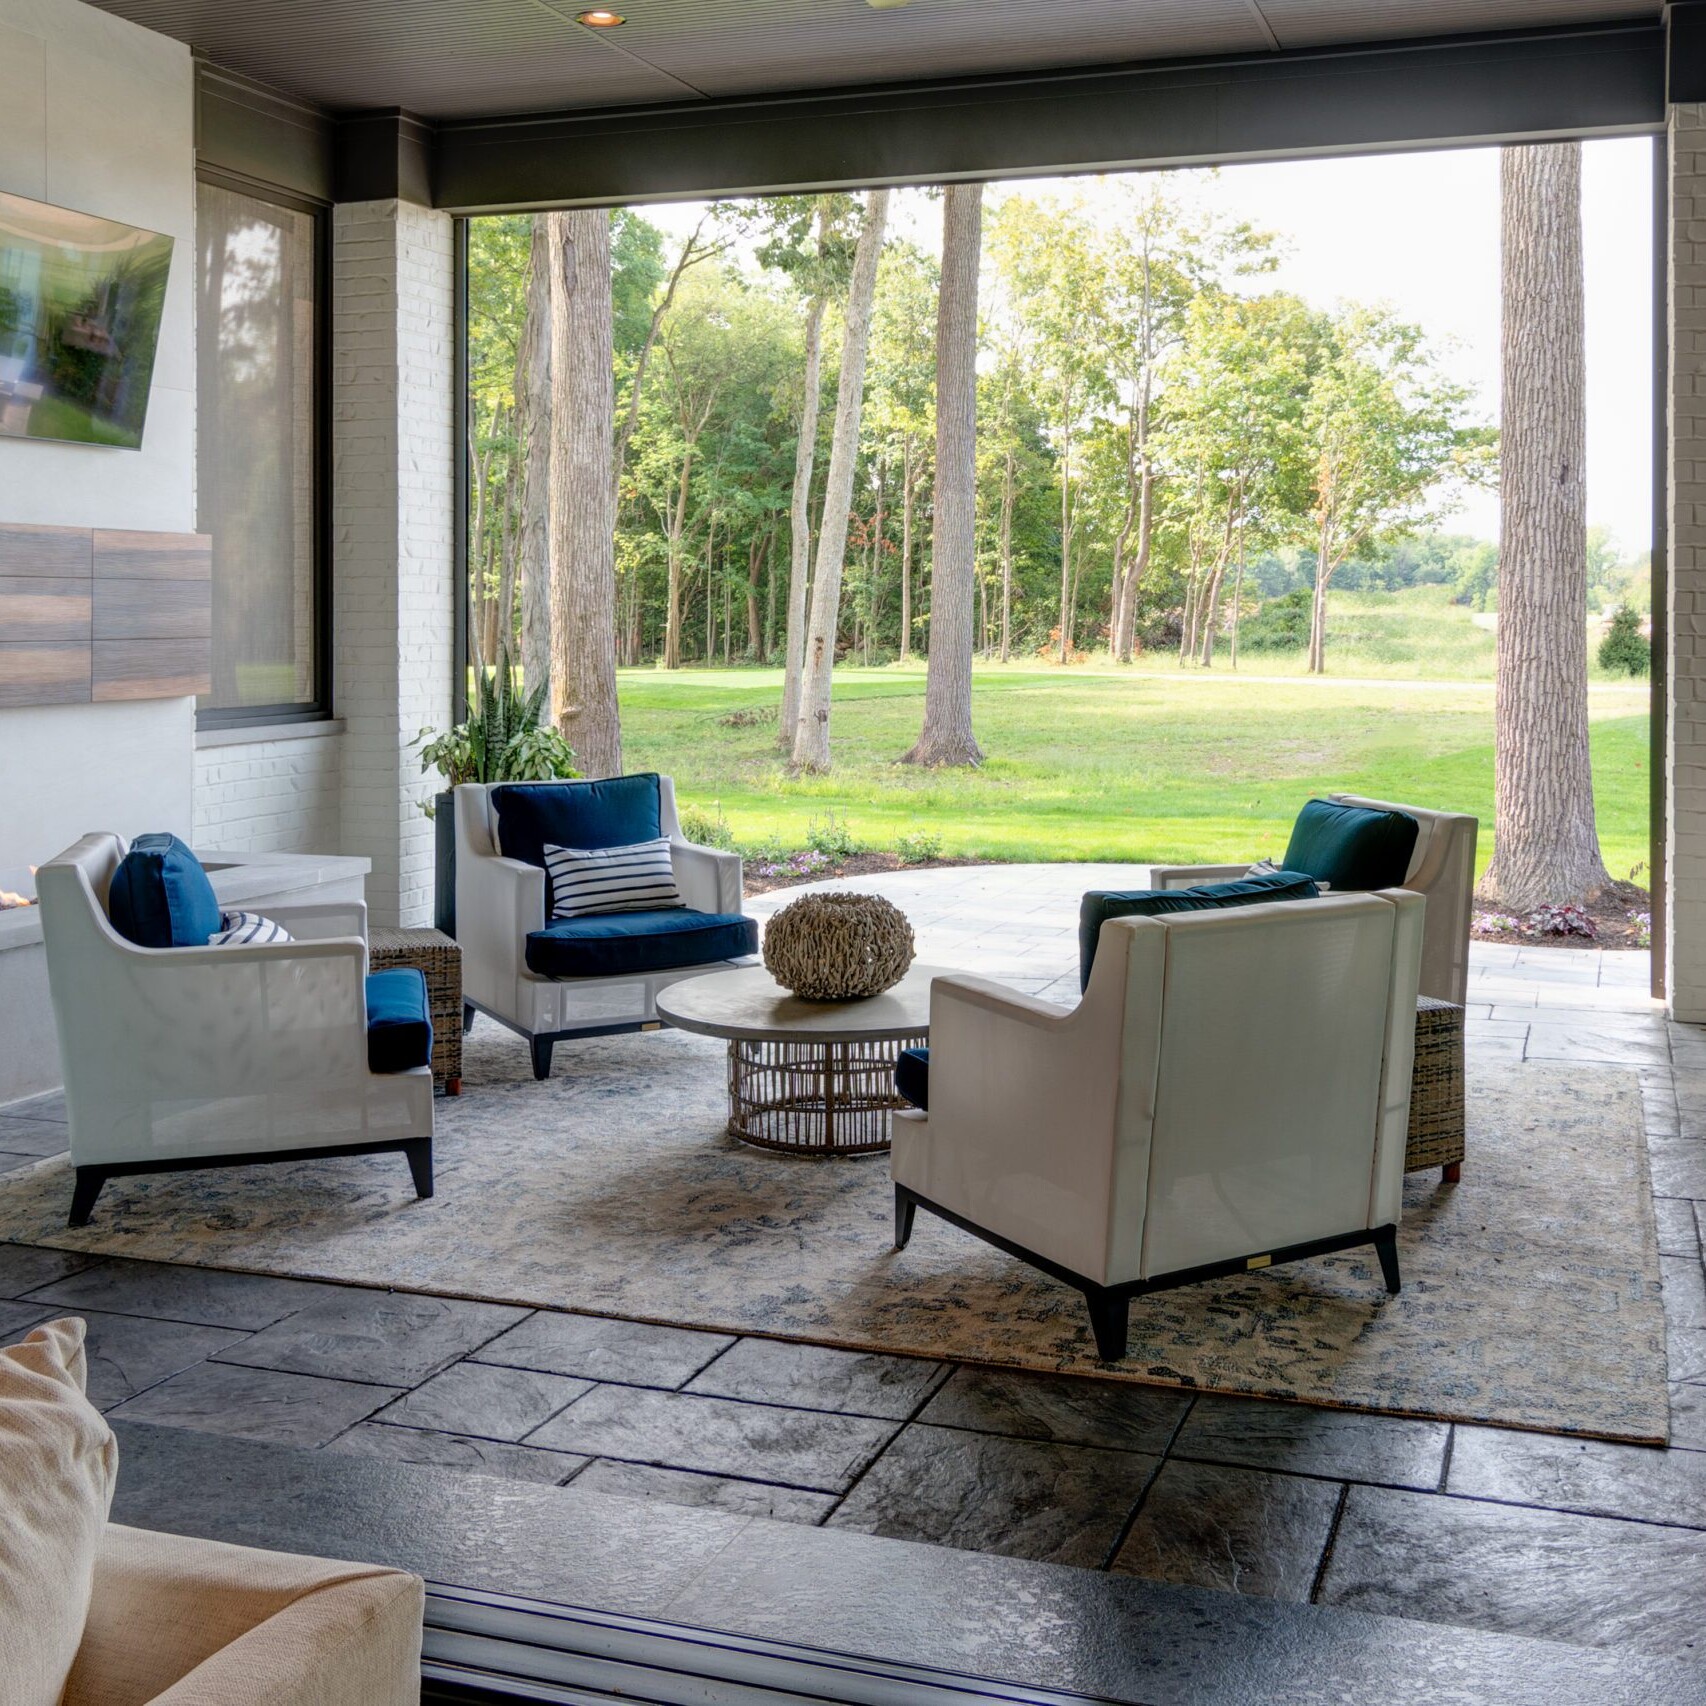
<box><xmin>193</xmin><ymin>724</ymin><xmax>344</xmax><ymax>854</ymax></box>
<box><xmin>0</xmin><ymin>0</ymin><xmax>196</xmax><ymax>880</ymax></box>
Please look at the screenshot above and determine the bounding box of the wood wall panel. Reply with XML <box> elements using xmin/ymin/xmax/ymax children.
<box><xmin>0</xmin><ymin>578</ymin><xmax>94</xmax><ymax>643</ymax></box>
<box><xmin>0</xmin><ymin>525</ymin><xmax>92</xmax><ymax>579</ymax></box>
<box><xmin>93</xmin><ymin>578</ymin><xmax>212</xmax><ymax>641</ymax></box>
<box><xmin>0</xmin><ymin>644</ymin><xmax>93</xmax><ymax>708</ymax></box>
<box><xmin>0</xmin><ymin>524</ymin><xmax>210</xmax><ymax>707</ymax></box>
<box><xmin>92</xmin><ymin>638</ymin><xmax>212</xmax><ymax>702</ymax></box>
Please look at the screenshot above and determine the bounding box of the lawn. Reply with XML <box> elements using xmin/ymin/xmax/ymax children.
<box><xmin>619</xmin><ymin>661</ymin><xmax>1652</xmax><ymax>883</ymax></box>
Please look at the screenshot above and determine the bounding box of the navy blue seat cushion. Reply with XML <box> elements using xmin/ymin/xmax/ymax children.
<box><xmin>526</xmin><ymin>908</ymin><xmax>757</xmax><ymax>979</ymax></box>
<box><xmin>1282</xmin><ymin>798</ymin><xmax>1418</xmax><ymax>892</ymax></box>
<box><xmin>366</xmin><ymin>969</ymin><xmax>434</xmax><ymax>1073</ymax></box>
<box><xmin>108</xmin><ymin>833</ymin><xmax>223</xmax><ymax>949</ymax></box>
<box><xmin>895</xmin><ymin>1045</ymin><xmax>930</xmax><ymax>1112</ymax></box>
<box><xmin>1078</xmin><ymin>870</ymin><xmax>1320</xmax><ymax>990</ymax></box>
<box><xmin>492</xmin><ymin>776</ymin><xmax>663</xmax><ymax>911</ymax></box>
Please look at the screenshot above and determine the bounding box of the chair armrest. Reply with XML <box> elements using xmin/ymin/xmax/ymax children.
<box><xmin>67</xmin><ymin>1525</ymin><xmax>422</xmax><ymax>1706</ymax></box>
<box><xmin>457</xmin><ymin>851</ymin><xmax>545</xmax><ymax>1005</ymax></box>
<box><xmin>672</xmin><ymin>840</ymin><xmax>743</xmax><ymax>915</ymax></box>
<box><xmin>1148</xmin><ymin>862</ymin><xmax>1250</xmax><ymax>890</ymax></box>
<box><xmin>261</xmin><ymin>900</ymin><xmax>369</xmax><ymax>947</ymax></box>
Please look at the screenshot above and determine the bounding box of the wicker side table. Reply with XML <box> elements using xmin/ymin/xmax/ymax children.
<box><xmin>1405</xmin><ymin>994</ymin><xmax>1464</xmax><ymax>1181</ymax></box>
<box><xmin>369</xmin><ymin>926</ymin><xmax>463</xmax><ymax>1096</ymax></box>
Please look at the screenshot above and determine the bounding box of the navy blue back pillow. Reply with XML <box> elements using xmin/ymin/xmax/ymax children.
<box><xmin>1282</xmin><ymin>799</ymin><xmax>1418</xmax><ymax>892</ymax></box>
<box><xmin>492</xmin><ymin>775</ymin><xmax>664</xmax><ymax>908</ymax></box>
<box><xmin>1078</xmin><ymin>871</ymin><xmax>1319</xmax><ymax>990</ymax></box>
<box><xmin>109</xmin><ymin>833</ymin><xmax>223</xmax><ymax>948</ymax></box>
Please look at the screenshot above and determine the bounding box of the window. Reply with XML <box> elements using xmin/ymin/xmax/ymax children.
<box><xmin>195</xmin><ymin>178</ymin><xmax>326</xmax><ymax>724</ymax></box>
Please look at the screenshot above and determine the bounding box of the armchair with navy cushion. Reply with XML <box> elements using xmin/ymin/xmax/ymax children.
<box><xmin>36</xmin><ymin>834</ymin><xmax>433</xmax><ymax>1228</ymax></box>
<box><xmin>1148</xmin><ymin>794</ymin><xmax>1477</xmax><ymax>1005</ymax></box>
<box><xmin>454</xmin><ymin>773</ymin><xmax>758</xmax><ymax>1078</ymax></box>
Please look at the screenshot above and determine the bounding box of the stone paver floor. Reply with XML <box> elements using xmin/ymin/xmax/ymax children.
<box><xmin>2</xmin><ymin>866</ymin><xmax>1701</xmax><ymax>1665</ymax></box>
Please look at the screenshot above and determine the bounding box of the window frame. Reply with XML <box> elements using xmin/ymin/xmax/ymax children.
<box><xmin>193</xmin><ymin>166</ymin><xmax>333</xmax><ymax>732</ymax></box>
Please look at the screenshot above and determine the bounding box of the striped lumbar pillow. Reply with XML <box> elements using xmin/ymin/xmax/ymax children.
<box><xmin>544</xmin><ymin>838</ymin><xmax>682</xmax><ymax>919</ymax></box>
<box><xmin>207</xmin><ymin>910</ymin><xmax>293</xmax><ymax>945</ymax></box>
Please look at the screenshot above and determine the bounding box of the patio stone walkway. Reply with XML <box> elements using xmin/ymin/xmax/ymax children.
<box><xmin>2</xmin><ymin>865</ymin><xmax>1701</xmax><ymax>1669</ymax></box>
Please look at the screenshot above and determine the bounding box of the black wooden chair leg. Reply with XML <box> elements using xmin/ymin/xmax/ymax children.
<box><xmin>68</xmin><ymin>1167</ymin><xmax>106</xmax><ymax>1229</ymax></box>
<box><xmin>530</xmin><ymin>1036</ymin><xmax>554</xmax><ymax>1080</ymax></box>
<box><xmin>462</xmin><ymin>1003</ymin><xmax>476</xmax><ymax>1035</ymax></box>
<box><xmin>1373</xmin><ymin>1225</ymin><xmax>1401</xmax><ymax>1294</ymax></box>
<box><xmin>404</xmin><ymin>1138</ymin><xmax>434</xmax><ymax>1199</ymax></box>
<box><xmin>894</xmin><ymin>1186</ymin><xmax>917</xmax><ymax>1250</ymax></box>
<box><xmin>1086</xmin><ymin>1290</ymin><xmax>1129</xmax><ymax>1361</ymax></box>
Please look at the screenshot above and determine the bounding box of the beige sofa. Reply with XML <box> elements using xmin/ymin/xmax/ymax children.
<box><xmin>65</xmin><ymin>1525</ymin><xmax>424</xmax><ymax>1706</ymax></box>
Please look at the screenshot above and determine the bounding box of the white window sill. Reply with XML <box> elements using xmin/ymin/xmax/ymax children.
<box><xmin>196</xmin><ymin>718</ymin><xmax>346</xmax><ymax>750</ymax></box>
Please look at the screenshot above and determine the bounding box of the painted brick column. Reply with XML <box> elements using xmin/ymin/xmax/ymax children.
<box><xmin>333</xmin><ymin>199</ymin><xmax>456</xmax><ymax>927</ymax></box>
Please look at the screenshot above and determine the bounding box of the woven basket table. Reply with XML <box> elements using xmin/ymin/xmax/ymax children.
<box><xmin>656</xmin><ymin>963</ymin><xmax>951</xmax><ymax>1156</ymax></box>
<box><xmin>1406</xmin><ymin>994</ymin><xmax>1464</xmax><ymax>1181</ymax></box>
<box><xmin>368</xmin><ymin>926</ymin><xmax>463</xmax><ymax>1096</ymax></box>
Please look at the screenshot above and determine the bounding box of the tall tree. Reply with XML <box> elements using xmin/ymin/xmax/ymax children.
<box><xmin>1301</xmin><ymin>304</ymin><xmax>1486</xmax><ymax>674</ymax></box>
<box><xmin>1483</xmin><ymin>143</ymin><xmax>1612</xmax><ymax>907</ymax></box>
<box><xmin>905</xmin><ymin>183</ymin><xmax>985</xmax><ymax>766</ymax></box>
<box><xmin>517</xmin><ymin>218</ymin><xmax>552</xmax><ymax>697</ymax></box>
<box><xmin>546</xmin><ymin>209</ymin><xmax>621</xmax><ymax>776</ymax></box>
<box><xmin>792</xmin><ymin>188</ymin><xmax>890</xmax><ymax>773</ymax></box>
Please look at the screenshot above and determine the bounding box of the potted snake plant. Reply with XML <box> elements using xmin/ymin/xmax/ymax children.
<box><xmin>415</xmin><ymin>652</ymin><xmax>578</xmax><ymax>936</ymax></box>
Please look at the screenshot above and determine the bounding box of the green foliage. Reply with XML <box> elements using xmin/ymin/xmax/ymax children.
<box><xmin>678</xmin><ymin>803</ymin><xmax>738</xmax><ymax>850</ymax></box>
<box><xmin>804</xmin><ymin>810</ymin><xmax>864</xmax><ymax>859</ymax></box>
<box><xmin>1598</xmin><ymin>606</ymin><xmax>1650</xmax><ymax>677</ymax></box>
<box><xmin>896</xmin><ymin>829</ymin><xmax>944</xmax><ymax>864</ymax></box>
<box><xmin>415</xmin><ymin>652</ymin><xmax>579</xmax><ymax>806</ymax></box>
<box><xmin>1239</xmin><ymin>588</ymin><xmax>1314</xmax><ymax>652</ymax></box>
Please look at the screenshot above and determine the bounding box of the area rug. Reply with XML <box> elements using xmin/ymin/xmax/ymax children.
<box><xmin>0</xmin><ymin>1026</ymin><xmax>1668</xmax><ymax>1442</ymax></box>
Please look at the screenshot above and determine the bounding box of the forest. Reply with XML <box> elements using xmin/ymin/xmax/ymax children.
<box><xmin>465</xmin><ymin>179</ymin><xmax>1503</xmax><ymax>699</ymax></box>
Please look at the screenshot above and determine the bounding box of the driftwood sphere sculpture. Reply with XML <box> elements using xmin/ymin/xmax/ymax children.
<box><xmin>763</xmin><ymin>893</ymin><xmax>916</xmax><ymax>1001</ymax></box>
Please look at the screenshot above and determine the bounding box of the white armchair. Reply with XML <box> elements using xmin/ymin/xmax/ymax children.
<box><xmin>1149</xmin><ymin>793</ymin><xmax>1477</xmax><ymax>1005</ymax></box>
<box><xmin>893</xmin><ymin>890</ymin><xmax>1425</xmax><ymax>1360</ymax></box>
<box><xmin>455</xmin><ymin>774</ymin><xmax>757</xmax><ymax>1078</ymax></box>
<box><xmin>37</xmin><ymin>835</ymin><xmax>433</xmax><ymax>1227</ymax></box>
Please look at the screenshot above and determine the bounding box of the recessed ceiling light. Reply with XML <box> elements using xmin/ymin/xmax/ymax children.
<box><xmin>577</xmin><ymin>9</ymin><xmax>625</xmax><ymax>25</ymax></box>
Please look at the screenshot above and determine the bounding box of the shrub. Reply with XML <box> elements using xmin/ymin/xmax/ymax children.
<box><xmin>1598</xmin><ymin>606</ymin><xmax>1650</xmax><ymax>677</ymax></box>
<box><xmin>1239</xmin><ymin>587</ymin><xmax>1314</xmax><ymax>652</ymax></box>
<box><xmin>805</xmin><ymin>811</ymin><xmax>864</xmax><ymax>860</ymax></box>
<box><xmin>1522</xmin><ymin>905</ymin><xmax>1596</xmax><ymax>941</ymax></box>
<box><xmin>896</xmin><ymin>829</ymin><xmax>943</xmax><ymax>865</ymax></box>
<box><xmin>1629</xmin><ymin>910</ymin><xmax>1652</xmax><ymax>949</ymax></box>
<box><xmin>679</xmin><ymin>803</ymin><xmax>736</xmax><ymax>851</ymax></box>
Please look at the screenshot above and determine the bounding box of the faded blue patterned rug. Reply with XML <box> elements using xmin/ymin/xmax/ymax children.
<box><xmin>0</xmin><ymin>1026</ymin><xmax>1667</xmax><ymax>1441</ymax></box>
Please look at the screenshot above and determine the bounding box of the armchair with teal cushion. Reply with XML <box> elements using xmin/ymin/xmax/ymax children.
<box><xmin>1149</xmin><ymin>794</ymin><xmax>1477</xmax><ymax>1005</ymax></box>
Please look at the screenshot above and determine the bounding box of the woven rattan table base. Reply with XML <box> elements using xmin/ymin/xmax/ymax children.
<box><xmin>1406</xmin><ymin>995</ymin><xmax>1465</xmax><ymax>1176</ymax></box>
<box><xmin>726</xmin><ymin>1032</ymin><xmax>925</xmax><ymax>1155</ymax></box>
<box><xmin>369</xmin><ymin>925</ymin><xmax>463</xmax><ymax>1095</ymax></box>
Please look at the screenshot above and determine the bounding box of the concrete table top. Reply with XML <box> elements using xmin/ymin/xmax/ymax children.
<box><xmin>656</xmin><ymin>962</ymin><xmax>957</xmax><ymax>1044</ymax></box>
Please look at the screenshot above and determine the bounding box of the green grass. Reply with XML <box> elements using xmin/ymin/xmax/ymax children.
<box><xmin>619</xmin><ymin>661</ymin><xmax>1652</xmax><ymax>884</ymax></box>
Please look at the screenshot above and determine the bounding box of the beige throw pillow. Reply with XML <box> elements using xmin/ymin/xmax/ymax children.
<box><xmin>0</xmin><ymin>1318</ymin><xmax>119</xmax><ymax>1706</ymax></box>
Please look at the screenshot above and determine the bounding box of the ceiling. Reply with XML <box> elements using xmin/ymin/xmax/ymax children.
<box><xmin>86</xmin><ymin>0</ymin><xmax>1660</xmax><ymax>122</ymax></box>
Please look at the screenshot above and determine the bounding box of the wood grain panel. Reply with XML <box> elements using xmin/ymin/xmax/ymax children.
<box><xmin>93</xmin><ymin>578</ymin><xmax>212</xmax><ymax>641</ymax></box>
<box><xmin>0</xmin><ymin>524</ymin><xmax>92</xmax><ymax>579</ymax></box>
<box><xmin>0</xmin><ymin>643</ymin><xmax>92</xmax><ymax>707</ymax></box>
<box><xmin>91</xmin><ymin>531</ymin><xmax>212</xmax><ymax>581</ymax></box>
<box><xmin>92</xmin><ymin>637</ymin><xmax>211</xmax><ymax>701</ymax></box>
<box><xmin>0</xmin><ymin>578</ymin><xmax>94</xmax><ymax>643</ymax></box>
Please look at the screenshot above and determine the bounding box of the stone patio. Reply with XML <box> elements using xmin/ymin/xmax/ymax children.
<box><xmin>1</xmin><ymin>865</ymin><xmax>1701</xmax><ymax>1668</ymax></box>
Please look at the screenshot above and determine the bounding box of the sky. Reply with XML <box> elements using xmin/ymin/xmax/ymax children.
<box><xmin>640</xmin><ymin>137</ymin><xmax>1657</xmax><ymax>554</ymax></box>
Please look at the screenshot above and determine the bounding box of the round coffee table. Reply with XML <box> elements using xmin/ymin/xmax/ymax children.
<box><xmin>655</xmin><ymin>963</ymin><xmax>950</xmax><ymax>1156</ymax></box>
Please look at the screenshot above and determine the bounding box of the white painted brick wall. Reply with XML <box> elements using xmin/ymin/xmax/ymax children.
<box><xmin>332</xmin><ymin>199</ymin><xmax>456</xmax><ymax>927</ymax></box>
<box><xmin>1671</xmin><ymin>108</ymin><xmax>1706</xmax><ymax>1018</ymax></box>
<box><xmin>192</xmin><ymin>731</ymin><xmax>343</xmax><ymax>853</ymax></box>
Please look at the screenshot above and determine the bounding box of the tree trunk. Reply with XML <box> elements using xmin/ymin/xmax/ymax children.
<box><xmin>746</xmin><ymin>530</ymin><xmax>764</xmax><ymax>656</ymax></box>
<box><xmin>546</xmin><ymin>209</ymin><xmax>622</xmax><ymax>778</ymax></box>
<box><xmin>663</xmin><ymin>450</ymin><xmax>692</xmax><ymax>670</ymax></box>
<box><xmin>999</xmin><ymin>448</ymin><xmax>1014</xmax><ymax>663</ymax></box>
<box><xmin>1308</xmin><ymin>520</ymin><xmax>1333</xmax><ymax>676</ymax></box>
<box><xmin>780</xmin><ymin>229</ymin><xmax>830</xmax><ymax>744</ymax></box>
<box><xmin>793</xmin><ymin>188</ymin><xmax>890</xmax><ymax>773</ymax></box>
<box><xmin>899</xmin><ymin>434</ymin><xmax>914</xmax><ymax>661</ymax></box>
<box><xmin>1057</xmin><ymin>408</ymin><xmax>1073</xmax><ymax>664</ymax></box>
<box><xmin>1483</xmin><ymin>142</ymin><xmax>1611</xmax><ymax>908</ymax></box>
<box><xmin>1228</xmin><ymin>523</ymin><xmax>1246</xmax><ymax>670</ymax></box>
<box><xmin>904</xmin><ymin>183</ymin><xmax>984</xmax><ymax>767</ymax></box>
<box><xmin>518</xmin><ymin>217</ymin><xmax>552</xmax><ymax>699</ymax></box>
